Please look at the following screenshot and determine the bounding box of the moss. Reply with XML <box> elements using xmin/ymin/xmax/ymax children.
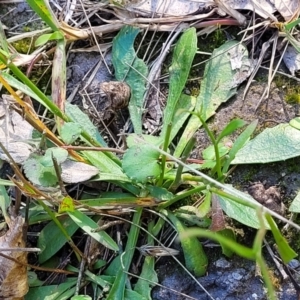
<box><xmin>273</xmin><ymin>75</ymin><xmax>300</xmax><ymax>104</ymax></box>
<box><xmin>11</xmin><ymin>38</ymin><xmax>34</xmax><ymax>54</ymax></box>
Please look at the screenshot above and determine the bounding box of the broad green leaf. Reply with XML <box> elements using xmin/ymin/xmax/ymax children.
<box><xmin>26</xmin><ymin>0</ymin><xmax>60</xmax><ymax>31</ymax></box>
<box><xmin>169</xmin><ymin>94</ymin><xmax>196</xmax><ymax>142</ymax></box>
<box><xmin>24</xmin><ymin>154</ymin><xmax>58</xmax><ymax>187</ymax></box>
<box><xmin>216</xmin><ymin>118</ymin><xmax>246</xmax><ymax>142</ymax></box>
<box><xmin>82</xmin><ymin>150</ymin><xmax>124</xmax><ymax>175</ymax></box>
<box><xmin>25</xmin><ymin>278</ymin><xmax>77</xmax><ymax>300</ymax></box>
<box><xmin>222</xmin><ymin>119</ymin><xmax>258</xmax><ymax>173</ymax></box>
<box><xmin>68</xmin><ymin>210</ymin><xmax>119</xmax><ymax>251</ymax></box>
<box><xmin>146</xmin><ymin>185</ymin><xmax>174</xmax><ymax>201</ymax></box>
<box><xmin>38</xmin><ymin>217</ymin><xmax>78</xmax><ymax>263</ymax></box>
<box><xmin>232</xmin><ymin>123</ymin><xmax>300</xmax><ymax>164</ymax></box>
<box><xmin>265</xmin><ymin>214</ymin><xmax>297</xmax><ymax>263</ymax></box>
<box><xmin>40</xmin><ymin>148</ymin><xmax>68</xmax><ymax>167</ymax></box>
<box><xmin>161</xmin><ymin>28</ymin><xmax>197</xmax><ymax>139</ymax></box>
<box><xmin>289</xmin><ymin>190</ymin><xmax>300</xmax><ymax>212</ymax></box>
<box><xmin>175</xmin><ymin>41</ymin><xmax>251</xmax><ymax>157</ymax></box>
<box><xmin>218</xmin><ymin>189</ymin><xmax>269</xmax><ymax>229</ymax></box>
<box><xmin>65</xmin><ymin>103</ymin><xmax>107</xmax><ymax>147</ymax></box>
<box><xmin>122</xmin><ymin>145</ymin><xmax>161</xmax><ymax>183</ymax></box>
<box><xmin>165</xmin><ymin>210</ymin><xmax>207</xmax><ymax>276</ymax></box>
<box><xmin>35</xmin><ymin>31</ymin><xmax>64</xmax><ymax>47</ymax></box>
<box><xmin>289</xmin><ymin>117</ymin><xmax>300</xmax><ymax>130</ymax></box>
<box><xmin>60</xmin><ymin>122</ymin><xmax>82</xmax><ymax>144</ymax></box>
<box><xmin>112</xmin><ymin>25</ymin><xmax>148</xmax><ymax>133</ymax></box>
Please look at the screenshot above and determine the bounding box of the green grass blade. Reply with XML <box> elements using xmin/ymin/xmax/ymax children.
<box><xmin>26</xmin><ymin>0</ymin><xmax>60</xmax><ymax>31</ymax></box>
<box><xmin>106</xmin><ymin>208</ymin><xmax>142</xmax><ymax>300</ymax></box>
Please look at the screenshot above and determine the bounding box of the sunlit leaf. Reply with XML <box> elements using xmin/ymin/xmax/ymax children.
<box><xmin>232</xmin><ymin>123</ymin><xmax>300</xmax><ymax>164</ymax></box>
<box><xmin>60</xmin><ymin>122</ymin><xmax>82</xmax><ymax>144</ymax></box>
<box><xmin>122</xmin><ymin>145</ymin><xmax>161</xmax><ymax>183</ymax></box>
<box><xmin>175</xmin><ymin>40</ymin><xmax>252</xmax><ymax>157</ymax></box>
<box><xmin>58</xmin><ymin>195</ymin><xmax>75</xmax><ymax>213</ymax></box>
<box><xmin>68</xmin><ymin>210</ymin><xmax>119</xmax><ymax>251</ymax></box>
<box><xmin>35</xmin><ymin>31</ymin><xmax>64</xmax><ymax>47</ymax></box>
<box><xmin>40</xmin><ymin>148</ymin><xmax>68</xmax><ymax>167</ymax></box>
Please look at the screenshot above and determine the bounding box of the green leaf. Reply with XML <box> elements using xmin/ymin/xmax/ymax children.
<box><xmin>165</xmin><ymin>211</ymin><xmax>207</xmax><ymax>276</ymax></box>
<box><xmin>218</xmin><ymin>189</ymin><xmax>269</xmax><ymax>229</ymax></box>
<box><xmin>40</xmin><ymin>148</ymin><xmax>68</xmax><ymax>167</ymax></box>
<box><xmin>68</xmin><ymin>210</ymin><xmax>119</xmax><ymax>251</ymax></box>
<box><xmin>71</xmin><ymin>296</ymin><xmax>92</xmax><ymax>300</ymax></box>
<box><xmin>0</xmin><ymin>185</ymin><xmax>10</xmax><ymax>221</ymax></box>
<box><xmin>25</xmin><ymin>278</ymin><xmax>77</xmax><ymax>300</ymax></box>
<box><xmin>202</xmin><ymin>144</ymin><xmax>229</xmax><ymax>160</ymax></box>
<box><xmin>65</xmin><ymin>103</ymin><xmax>107</xmax><ymax>147</ymax></box>
<box><xmin>35</xmin><ymin>31</ymin><xmax>64</xmax><ymax>47</ymax></box>
<box><xmin>175</xmin><ymin>41</ymin><xmax>251</xmax><ymax>157</ymax></box>
<box><xmin>112</xmin><ymin>25</ymin><xmax>148</xmax><ymax>133</ymax></box>
<box><xmin>125</xmin><ymin>290</ymin><xmax>147</xmax><ymax>300</ymax></box>
<box><xmin>232</xmin><ymin>123</ymin><xmax>300</xmax><ymax>164</ymax></box>
<box><xmin>289</xmin><ymin>117</ymin><xmax>300</xmax><ymax>130</ymax></box>
<box><xmin>198</xmin><ymin>191</ymin><xmax>211</xmax><ymax>218</ymax></box>
<box><xmin>26</xmin><ymin>0</ymin><xmax>60</xmax><ymax>31</ymax></box>
<box><xmin>146</xmin><ymin>185</ymin><xmax>174</xmax><ymax>201</ymax></box>
<box><xmin>24</xmin><ymin>154</ymin><xmax>58</xmax><ymax>187</ymax></box>
<box><xmin>38</xmin><ymin>217</ymin><xmax>79</xmax><ymax>264</ymax></box>
<box><xmin>265</xmin><ymin>214</ymin><xmax>297</xmax><ymax>263</ymax></box>
<box><xmin>216</xmin><ymin>118</ymin><xmax>246</xmax><ymax>142</ymax></box>
<box><xmin>122</xmin><ymin>145</ymin><xmax>161</xmax><ymax>183</ymax></box>
<box><xmin>222</xmin><ymin>119</ymin><xmax>258</xmax><ymax>173</ymax></box>
<box><xmin>285</xmin><ymin>18</ymin><xmax>300</xmax><ymax>31</ymax></box>
<box><xmin>134</xmin><ymin>221</ymin><xmax>158</xmax><ymax>299</ymax></box>
<box><xmin>106</xmin><ymin>209</ymin><xmax>142</xmax><ymax>300</ymax></box>
<box><xmin>161</xmin><ymin>27</ymin><xmax>197</xmax><ymax>139</ymax></box>
<box><xmin>60</xmin><ymin>122</ymin><xmax>82</xmax><ymax>144</ymax></box>
<box><xmin>289</xmin><ymin>190</ymin><xmax>300</xmax><ymax>212</ymax></box>
<box><xmin>169</xmin><ymin>94</ymin><xmax>196</xmax><ymax>142</ymax></box>
<box><xmin>217</xmin><ymin>228</ymin><xmax>235</xmax><ymax>257</ymax></box>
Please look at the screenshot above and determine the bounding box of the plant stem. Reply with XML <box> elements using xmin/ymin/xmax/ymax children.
<box><xmin>158</xmin><ymin>122</ymin><xmax>172</xmax><ymax>186</ymax></box>
<box><xmin>159</xmin><ymin>185</ymin><xmax>206</xmax><ymax>209</ymax></box>
<box><xmin>198</xmin><ymin>115</ymin><xmax>223</xmax><ymax>179</ymax></box>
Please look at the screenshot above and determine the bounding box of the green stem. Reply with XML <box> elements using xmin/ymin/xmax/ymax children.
<box><xmin>159</xmin><ymin>185</ymin><xmax>206</xmax><ymax>209</ymax></box>
<box><xmin>158</xmin><ymin>123</ymin><xmax>172</xmax><ymax>186</ymax></box>
<box><xmin>198</xmin><ymin>115</ymin><xmax>222</xmax><ymax>179</ymax></box>
<box><xmin>169</xmin><ymin>136</ymin><xmax>196</xmax><ymax>191</ymax></box>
